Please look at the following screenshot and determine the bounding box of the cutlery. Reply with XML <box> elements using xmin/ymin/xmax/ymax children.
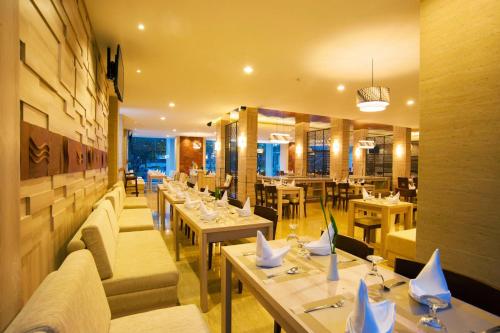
<box><xmin>339</xmin><ymin>259</ymin><xmax>356</xmax><ymax>264</ymax></box>
<box><xmin>304</xmin><ymin>299</ymin><xmax>345</xmax><ymax>313</ymax></box>
<box><xmin>267</xmin><ymin>266</ymin><xmax>299</xmax><ymax>278</ymax></box>
<box><xmin>383</xmin><ymin>280</ymin><xmax>406</xmax><ymax>292</ymax></box>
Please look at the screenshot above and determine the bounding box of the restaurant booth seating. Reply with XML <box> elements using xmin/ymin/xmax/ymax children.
<box><xmin>67</xmin><ymin>204</ymin><xmax>178</xmax><ymax>317</ymax></box>
<box><xmin>113</xmin><ymin>181</ymin><xmax>149</xmax><ymax>208</ymax></box>
<box><xmin>385</xmin><ymin>228</ymin><xmax>417</xmax><ymax>265</ymax></box>
<box><xmin>5</xmin><ymin>250</ymin><xmax>209</xmax><ymax>333</ymax></box>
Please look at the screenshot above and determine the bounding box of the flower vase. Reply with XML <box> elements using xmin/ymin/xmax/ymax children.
<box><xmin>327</xmin><ymin>253</ymin><xmax>339</xmax><ymax>281</ymax></box>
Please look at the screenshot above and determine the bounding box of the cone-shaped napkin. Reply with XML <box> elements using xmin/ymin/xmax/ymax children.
<box><xmin>409</xmin><ymin>249</ymin><xmax>451</xmax><ymax>304</ymax></box>
<box><xmin>255</xmin><ymin>230</ymin><xmax>290</xmax><ymax>268</ymax></box>
<box><xmin>385</xmin><ymin>192</ymin><xmax>400</xmax><ymax>204</ymax></box>
<box><xmin>216</xmin><ymin>190</ymin><xmax>228</xmax><ymax>207</ymax></box>
<box><xmin>199</xmin><ymin>201</ymin><xmax>218</xmax><ymax>221</ymax></box>
<box><xmin>185</xmin><ymin>194</ymin><xmax>200</xmax><ymax>209</ymax></box>
<box><xmin>236</xmin><ymin>197</ymin><xmax>251</xmax><ymax>217</ymax></box>
<box><xmin>346</xmin><ymin>279</ymin><xmax>396</xmax><ymax>333</ymax></box>
<box><xmin>362</xmin><ymin>187</ymin><xmax>373</xmax><ymax>200</ymax></box>
<box><xmin>290</xmin><ymin>180</ymin><xmax>296</xmax><ymax>187</ymax></box>
<box><xmin>305</xmin><ymin>224</ymin><xmax>334</xmax><ymax>256</ymax></box>
<box><xmin>175</xmin><ymin>190</ymin><xmax>186</xmax><ymax>199</ymax></box>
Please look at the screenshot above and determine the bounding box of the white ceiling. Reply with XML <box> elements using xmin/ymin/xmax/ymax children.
<box><xmin>86</xmin><ymin>0</ymin><xmax>420</xmax><ymax>138</ymax></box>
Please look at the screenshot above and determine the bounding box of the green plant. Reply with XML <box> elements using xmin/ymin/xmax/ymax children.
<box><xmin>214</xmin><ymin>188</ymin><xmax>222</xmax><ymax>200</ymax></box>
<box><xmin>319</xmin><ymin>196</ymin><xmax>339</xmax><ymax>254</ymax></box>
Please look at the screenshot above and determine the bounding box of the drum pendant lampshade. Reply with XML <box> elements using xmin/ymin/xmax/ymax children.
<box><xmin>356</xmin><ymin>86</ymin><xmax>390</xmax><ymax>112</ymax></box>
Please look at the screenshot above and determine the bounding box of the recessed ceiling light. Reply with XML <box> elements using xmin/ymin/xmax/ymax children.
<box><xmin>407</xmin><ymin>99</ymin><xmax>415</xmax><ymax>106</ymax></box>
<box><xmin>138</xmin><ymin>23</ymin><xmax>145</xmax><ymax>30</ymax></box>
<box><xmin>169</xmin><ymin>102</ymin><xmax>175</xmax><ymax>108</ymax></box>
<box><xmin>172</xmin><ymin>129</ymin><xmax>177</xmax><ymax>132</ymax></box>
<box><xmin>160</xmin><ymin>116</ymin><xmax>166</xmax><ymax>121</ymax></box>
<box><xmin>337</xmin><ymin>84</ymin><xmax>345</xmax><ymax>92</ymax></box>
<box><xmin>136</xmin><ymin>69</ymin><xmax>141</xmax><ymax>74</ymax></box>
<box><xmin>243</xmin><ymin>65</ymin><xmax>253</xmax><ymax>74</ymax></box>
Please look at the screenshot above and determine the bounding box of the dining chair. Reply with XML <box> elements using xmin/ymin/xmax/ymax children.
<box><xmin>228</xmin><ymin>198</ymin><xmax>243</xmax><ymax>208</ymax></box>
<box><xmin>290</xmin><ymin>183</ymin><xmax>308</xmax><ymax>218</ymax></box>
<box><xmin>254</xmin><ymin>183</ymin><xmax>265</xmax><ymax>206</ymax></box>
<box><xmin>187</xmin><ymin>181</ymin><xmax>195</xmax><ymax>188</ymax></box>
<box><xmin>335</xmin><ymin>234</ymin><xmax>374</xmax><ymax>259</ymax></box>
<box><xmin>325</xmin><ymin>181</ymin><xmax>337</xmax><ymax>208</ymax></box>
<box><xmin>123</xmin><ymin>169</ymin><xmax>139</xmax><ymax>197</ymax></box>
<box><xmin>397</xmin><ymin>177</ymin><xmax>409</xmax><ymax>190</ymax></box>
<box><xmin>337</xmin><ymin>183</ymin><xmax>350</xmax><ymax>211</ymax></box>
<box><xmin>394</xmin><ymin>258</ymin><xmax>500</xmax><ymax>316</ymax></box>
<box><xmin>264</xmin><ymin>185</ymin><xmax>290</xmax><ymax>218</ymax></box>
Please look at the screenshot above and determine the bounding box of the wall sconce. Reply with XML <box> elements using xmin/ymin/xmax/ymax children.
<box><xmin>355</xmin><ymin>147</ymin><xmax>361</xmax><ymax>159</ymax></box>
<box><xmin>395</xmin><ymin>144</ymin><xmax>404</xmax><ymax>158</ymax></box>
<box><xmin>214</xmin><ymin>141</ymin><xmax>221</xmax><ymax>152</ymax></box>
<box><xmin>332</xmin><ymin>139</ymin><xmax>340</xmax><ymax>155</ymax></box>
<box><xmin>295</xmin><ymin>144</ymin><xmax>303</xmax><ymax>157</ymax></box>
<box><xmin>237</xmin><ymin>135</ymin><xmax>246</xmax><ymax>148</ymax></box>
<box><xmin>192</xmin><ymin>141</ymin><xmax>201</xmax><ymax>150</ymax></box>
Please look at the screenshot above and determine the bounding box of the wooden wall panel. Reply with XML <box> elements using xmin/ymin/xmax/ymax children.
<box><xmin>18</xmin><ymin>0</ymin><xmax>110</xmax><ymax>302</ymax></box>
<box><xmin>179</xmin><ymin>136</ymin><xmax>204</xmax><ymax>174</ymax></box>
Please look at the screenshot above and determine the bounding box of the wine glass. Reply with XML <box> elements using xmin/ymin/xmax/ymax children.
<box><xmin>364</xmin><ymin>255</ymin><xmax>386</xmax><ymax>297</ymax></box>
<box><xmin>287</xmin><ymin>219</ymin><xmax>298</xmax><ymax>242</ymax></box>
<box><xmin>417</xmin><ymin>295</ymin><xmax>449</xmax><ymax>332</ymax></box>
<box><xmin>297</xmin><ymin>236</ymin><xmax>310</xmax><ymax>257</ymax></box>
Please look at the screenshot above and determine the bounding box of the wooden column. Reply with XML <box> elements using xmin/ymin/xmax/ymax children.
<box><xmin>215</xmin><ymin>115</ymin><xmax>229</xmax><ymax>186</ymax></box>
<box><xmin>237</xmin><ymin>107</ymin><xmax>258</xmax><ymax>204</ymax></box>
<box><xmin>418</xmin><ymin>0</ymin><xmax>500</xmax><ymax>289</ymax></box>
<box><xmin>352</xmin><ymin>129</ymin><xmax>368</xmax><ymax>177</ymax></box>
<box><xmin>392</xmin><ymin>126</ymin><xmax>411</xmax><ymax>187</ymax></box>
<box><xmin>107</xmin><ymin>96</ymin><xmax>119</xmax><ymax>186</ymax></box>
<box><xmin>294</xmin><ymin>114</ymin><xmax>309</xmax><ymax>176</ymax></box>
<box><xmin>329</xmin><ymin>118</ymin><xmax>351</xmax><ymax>180</ymax></box>
<box><xmin>0</xmin><ymin>0</ymin><xmax>21</xmax><ymax>329</ymax></box>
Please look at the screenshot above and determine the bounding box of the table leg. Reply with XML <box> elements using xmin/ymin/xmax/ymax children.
<box><xmin>221</xmin><ymin>252</ymin><xmax>232</xmax><ymax>333</ymax></box>
<box><xmin>404</xmin><ymin>205</ymin><xmax>413</xmax><ymax>229</ymax></box>
<box><xmin>268</xmin><ymin>224</ymin><xmax>274</xmax><ymax>240</ymax></box>
<box><xmin>298</xmin><ymin>188</ymin><xmax>304</xmax><ymax>218</ymax></box>
<box><xmin>159</xmin><ymin>191</ymin><xmax>165</xmax><ymax>228</ymax></box>
<box><xmin>174</xmin><ymin>207</ymin><xmax>180</xmax><ymax>261</ymax></box>
<box><xmin>381</xmin><ymin>207</ymin><xmax>390</xmax><ymax>258</ymax></box>
<box><xmin>347</xmin><ymin>201</ymin><xmax>355</xmax><ymax>236</ymax></box>
<box><xmin>199</xmin><ymin>232</ymin><xmax>209</xmax><ymax>312</ymax></box>
<box><xmin>277</xmin><ymin>188</ymin><xmax>283</xmax><ymax>221</ymax></box>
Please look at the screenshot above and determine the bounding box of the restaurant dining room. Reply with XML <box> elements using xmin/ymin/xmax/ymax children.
<box><xmin>1</xmin><ymin>0</ymin><xmax>500</xmax><ymax>332</ymax></box>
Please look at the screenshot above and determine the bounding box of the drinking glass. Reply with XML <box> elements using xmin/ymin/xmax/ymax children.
<box><xmin>287</xmin><ymin>219</ymin><xmax>298</xmax><ymax>242</ymax></box>
<box><xmin>364</xmin><ymin>255</ymin><xmax>386</xmax><ymax>297</ymax></box>
<box><xmin>416</xmin><ymin>295</ymin><xmax>449</xmax><ymax>332</ymax></box>
<box><xmin>296</xmin><ymin>236</ymin><xmax>309</xmax><ymax>256</ymax></box>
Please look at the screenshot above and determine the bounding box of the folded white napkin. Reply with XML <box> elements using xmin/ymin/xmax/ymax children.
<box><xmin>304</xmin><ymin>224</ymin><xmax>334</xmax><ymax>256</ymax></box>
<box><xmin>199</xmin><ymin>201</ymin><xmax>218</xmax><ymax>221</ymax></box>
<box><xmin>175</xmin><ymin>190</ymin><xmax>186</xmax><ymax>199</ymax></box>
<box><xmin>346</xmin><ymin>279</ymin><xmax>396</xmax><ymax>333</ymax></box>
<box><xmin>362</xmin><ymin>187</ymin><xmax>374</xmax><ymax>200</ymax></box>
<box><xmin>236</xmin><ymin>197</ymin><xmax>251</xmax><ymax>217</ymax></box>
<box><xmin>255</xmin><ymin>230</ymin><xmax>290</xmax><ymax>268</ymax></box>
<box><xmin>409</xmin><ymin>249</ymin><xmax>451</xmax><ymax>304</ymax></box>
<box><xmin>166</xmin><ymin>183</ymin><xmax>176</xmax><ymax>193</ymax></box>
<box><xmin>204</xmin><ymin>187</ymin><xmax>210</xmax><ymax>194</ymax></box>
<box><xmin>216</xmin><ymin>191</ymin><xmax>228</xmax><ymax>207</ymax></box>
<box><xmin>289</xmin><ymin>180</ymin><xmax>296</xmax><ymax>187</ymax></box>
<box><xmin>184</xmin><ymin>194</ymin><xmax>200</xmax><ymax>209</ymax></box>
<box><xmin>385</xmin><ymin>192</ymin><xmax>400</xmax><ymax>204</ymax></box>
<box><xmin>409</xmin><ymin>184</ymin><xmax>416</xmax><ymax>190</ymax></box>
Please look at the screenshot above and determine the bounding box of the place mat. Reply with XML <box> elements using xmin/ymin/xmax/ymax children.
<box><xmin>289</xmin><ymin>248</ymin><xmax>365</xmax><ymax>272</ymax></box>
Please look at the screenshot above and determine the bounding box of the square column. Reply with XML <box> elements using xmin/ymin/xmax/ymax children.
<box><xmin>215</xmin><ymin>115</ymin><xmax>229</xmax><ymax>187</ymax></box>
<box><xmin>330</xmin><ymin>118</ymin><xmax>351</xmax><ymax>180</ymax></box>
<box><xmin>392</xmin><ymin>126</ymin><xmax>411</xmax><ymax>187</ymax></box>
<box><xmin>294</xmin><ymin>114</ymin><xmax>309</xmax><ymax>176</ymax></box>
<box><xmin>237</xmin><ymin>107</ymin><xmax>258</xmax><ymax>204</ymax></box>
<box><xmin>352</xmin><ymin>129</ymin><xmax>368</xmax><ymax>177</ymax></box>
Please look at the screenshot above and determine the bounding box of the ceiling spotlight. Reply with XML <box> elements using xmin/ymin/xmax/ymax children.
<box><xmin>160</xmin><ymin>116</ymin><xmax>166</xmax><ymax>121</ymax></box>
<box><xmin>172</xmin><ymin>129</ymin><xmax>177</xmax><ymax>132</ymax></box>
<box><xmin>138</xmin><ymin>23</ymin><xmax>145</xmax><ymax>30</ymax></box>
<box><xmin>169</xmin><ymin>102</ymin><xmax>175</xmax><ymax>108</ymax></box>
<box><xmin>243</xmin><ymin>65</ymin><xmax>254</xmax><ymax>74</ymax></box>
<box><xmin>136</xmin><ymin>69</ymin><xmax>141</xmax><ymax>74</ymax></box>
<box><xmin>406</xmin><ymin>99</ymin><xmax>415</xmax><ymax>106</ymax></box>
<box><xmin>337</xmin><ymin>84</ymin><xmax>345</xmax><ymax>92</ymax></box>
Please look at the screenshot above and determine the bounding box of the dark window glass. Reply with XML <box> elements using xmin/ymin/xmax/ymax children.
<box><xmin>307</xmin><ymin>129</ymin><xmax>330</xmax><ymax>176</ymax></box>
<box><xmin>205</xmin><ymin>140</ymin><xmax>216</xmax><ymax>172</ymax></box>
<box><xmin>365</xmin><ymin>135</ymin><xmax>392</xmax><ymax>177</ymax></box>
<box><xmin>127</xmin><ymin>137</ymin><xmax>176</xmax><ymax>180</ymax></box>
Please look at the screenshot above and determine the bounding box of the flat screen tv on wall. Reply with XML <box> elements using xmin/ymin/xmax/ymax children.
<box><xmin>106</xmin><ymin>45</ymin><xmax>124</xmax><ymax>102</ymax></box>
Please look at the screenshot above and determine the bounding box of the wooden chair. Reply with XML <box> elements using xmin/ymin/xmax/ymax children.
<box><xmin>412</xmin><ymin>177</ymin><xmax>418</xmax><ymax>189</ymax></box>
<box><xmin>397</xmin><ymin>177</ymin><xmax>409</xmax><ymax>190</ymax></box>
<box><xmin>325</xmin><ymin>181</ymin><xmax>337</xmax><ymax>208</ymax></box>
<box><xmin>394</xmin><ymin>258</ymin><xmax>500</xmax><ymax>316</ymax></box>
<box><xmin>264</xmin><ymin>185</ymin><xmax>290</xmax><ymax>219</ymax></box>
<box><xmin>123</xmin><ymin>169</ymin><xmax>139</xmax><ymax>197</ymax></box>
<box><xmin>186</xmin><ymin>181</ymin><xmax>195</xmax><ymax>188</ymax></box>
<box><xmin>217</xmin><ymin>174</ymin><xmax>233</xmax><ymax>192</ymax></box>
<box><xmin>290</xmin><ymin>183</ymin><xmax>308</xmax><ymax>218</ymax></box>
<box><xmin>354</xmin><ymin>216</ymin><xmax>381</xmax><ymax>243</ymax></box>
<box><xmin>254</xmin><ymin>183</ymin><xmax>265</xmax><ymax>206</ymax></box>
<box><xmin>337</xmin><ymin>183</ymin><xmax>350</xmax><ymax>211</ymax></box>
<box><xmin>228</xmin><ymin>198</ymin><xmax>243</xmax><ymax>208</ymax></box>
<box><xmin>336</xmin><ymin>234</ymin><xmax>374</xmax><ymax>259</ymax></box>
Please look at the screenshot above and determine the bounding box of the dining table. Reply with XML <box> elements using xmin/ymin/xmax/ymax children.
<box><xmin>347</xmin><ymin>198</ymin><xmax>414</xmax><ymax>256</ymax></box>
<box><xmin>173</xmin><ymin>200</ymin><xmax>274</xmax><ymax>313</ymax></box>
<box><xmin>264</xmin><ymin>183</ymin><xmax>305</xmax><ymax>221</ymax></box>
<box><xmin>221</xmin><ymin>241</ymin><xmax>500</xmax><ymax>333</ymax></box>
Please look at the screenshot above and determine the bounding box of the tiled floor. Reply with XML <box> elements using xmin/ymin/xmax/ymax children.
<box><xmin>145</xmin><ymin>190</ymin><xmax>392</xmax><ymax>333</ymax></box>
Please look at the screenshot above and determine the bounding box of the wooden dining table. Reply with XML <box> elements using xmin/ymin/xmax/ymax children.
<box><xmin>221</xmin><ymin>241</ymin><xmax>500</xmax><ymax>333</ymax></box>
<box><xmin>173</xmin><ymin>201</ymin><xmax>273</xmax><ymax>313</ymax></box>
<box><xmin>264</xmin><ymin>184</ymin><xmax>305</xmax><ymax>221</ymax></box>
<box><xmin>347</xmin><ymin>198</ymin><xmax>413</xmax><ymax>256</ymax></box>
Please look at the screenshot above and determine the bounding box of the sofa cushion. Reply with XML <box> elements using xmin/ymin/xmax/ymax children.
<box><xmin>102</xmin><ymin>230</ymin><xmax>178</xmax><ymax>296</ymax></box>
<box><xmin>82</xmin><ymin>208</ymin><xmax>118</xmax><ymax>279</ymax></box>
<box><xmin>386</xmin><ymin>228</ymin><xmax>417</xmax><ymax>260</ymax></box>
<box><xmin>118</xmin><ymin>208</ymin><xmax>154</xmax><ymax>231</ymax></box>
<box><xmin>109</xmin><ymin>305</ymin><xmax>209</xmax><ymax>333</ymax></box>
<box><xmin>123</xmin><ymin>196</ymin><xmax>149</xmax><ymax>209</ymax></box>
<box><xmin>5</xmin><ymin>250</ymin><xmax>110</xmax><ymax>333</ymax></box>
<box><xmin>99</xmin><ymin>199</ymin><xmax>121</xmax><ymax>236</ymax></box>
<box><xmin>105</xmin><ymin>188</ymin><xmax>124</xmax><ymax>217</ymax></box>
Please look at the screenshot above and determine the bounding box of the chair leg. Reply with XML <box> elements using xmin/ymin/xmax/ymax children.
<box><xmin>208</xmin><ymin>243</ymin><xmax>213</xmax><ymax>269</ymax></box>
<box><xmin>274</xmin><ymin>321</ymin><xmax>282</xmax><ymax>333</ymax></box>
<box><xmin>192</xmin><ymin>231</ymin><xmax>195</xmax><ymax>245</ymax></box>
<box><xmin>237</xmin><ymin>280</ymin><xmax>243</xmax><ymax>294</ymax></box>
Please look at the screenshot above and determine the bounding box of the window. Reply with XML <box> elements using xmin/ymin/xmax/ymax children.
<box><xmin>307</xmin><ymin>129</ymin><xmax>330</xmax><ymax>176</ymax></box>
<box><xmin>257</xmin><ymin>143</ymin><xmax>265</xmax><ymax>175</ymax></box>
<box><xmin>411</xmin><ymin>141</ymin><xmax>419</xmax><ymax>176</ymax></box>
<box><xmin>127</xmin><ymin>137</ymin><xmax>176</xmax><ymax>180</ymax></box>
<box><xmin>224</xmin><ymin>121</ymin><xmax>238</xmax><ymax>197</ymax></box>
<box><xmin>205</xmin><ymin>140</ymin><xmax>216</xmax><ymax>172</ymax></box>
<box><xmin>365</xmin><ymin>135</ymin><xmax>393</xmax><ymax>177</ymax></box>
<box><xmin>257</xmin><ymin>143</ymin><xmax>281</xmax><ymax>176</ymax></box>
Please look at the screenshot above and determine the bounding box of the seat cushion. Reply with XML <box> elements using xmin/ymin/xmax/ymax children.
<box><xmin>354</xmin><ymin>216</ymin><xmax>381</xmax><ymax>227</ymax></box>
<box><xmin>109</xmin><ymin>305</ymin><xmax>209</xmax><ymax>333</ymax></box>
<box><xmin>386</xmin><ymin>228</ymin><xmax>417</xmax><ymax>260</ymax></box>
<box><xmin>124</xmin><ymin>196</ymin><xmax>149</xmax><ymax>209</ymax></box>
<box><xmin>103</xmin><ymin>230</ymin><xmax>179</xmax><ymax>296</ymax></box>
<box><xmin>118</xmin><ymin>208</ymin><xmax>154</xmax><ymax>231</ymax></box>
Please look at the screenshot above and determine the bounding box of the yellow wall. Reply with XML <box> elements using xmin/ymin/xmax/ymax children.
<box><xmin>18</xmin><ymin>0</ymin><xmax>110</xmax><ymax>305</ymax></box>
<box><xmin>418</xmin><ymin>0</ymin><xmax>500</xmax><ymax>288</ymax></box>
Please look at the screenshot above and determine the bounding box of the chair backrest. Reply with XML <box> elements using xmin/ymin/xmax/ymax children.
<box><xmin>104</xmin><ymin>188</ymin><xmax>124</xmax><ymax>217</ymax></box>
<box><xmin>394</xmin><ymin>258</ymin><xmax>500</xmax><ymax>316</ymax></box>
<box><xmin>255</xmin><ymin>183</ymin><xmax>265</xmax><ymax>206</ymax></box>
<box><xmin>336</xmin><ymin>234</ymin><xmax>374</xmax><ymax>259</ymax></box>
<box><xmin>397</xmin><ymin>177</ymin><xmax>409</xmax><ymax>189</ymax></box>
<box><xmin>228</xmin><ymin>197</ymin><xmax>243</xmax><ymax>208</ymax></box>
<box><xmin>297</xmin><ymin>183</ymin><xmax>308</xmax><ymax>201</ymax></box>
<box><xmin>398</xmin><ymin>188</ymin><xmax>417</xmax><ymax>202</ymax></box>
<box><xmin>224</xmin><ymin>174</ymin><xmax>233</xmax><ymax>187</ymax></box>
<box><xmin>338</xmin><ymin>183</ymin><xmax>350</xmax><ymax>195</ymax></box>
<box><xmin>412</xmin><ymin>177</ymin><xmax>418</xmax><ymax>188</ymax></box>
<box><xmin>264</xmin><ymin>185</ymin><xmax>277</xmax><ymax>206</ymax></box>
<box><xmin>5</xmin><ymin>250</ymin><xmax>111</xmax><ymax>333</ymax></box>
<box><xmin>325</xmin><ymin>181</ymin><xmax>336</xmax><ymax>193</ymax></box>
<box><xmin>254</xmin><ymin>205</ymin><xmax>278</xmax><ymax>239</ymax></box>
<box><xmin>187</xmin><ymin>181</ymin><xmax>195</xmax><ymax>188</ymax></box>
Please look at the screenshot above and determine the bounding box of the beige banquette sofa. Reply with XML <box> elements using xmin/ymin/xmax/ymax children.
<box><xmin>96</xmin><ymin>186</ymin><xmax>154</xmax><ymax>232</ymax></box>
<box><xmin>112</xmin><ymin>180</ymin><xmax>148</xmax><ymax>208</ymax></box>
<box><xmin>67</xmin><ymin>201</ymin><xmax>178</xmax><ymax>317</ymax></box>
<box><xmin>5</xmin><ymin>250</ymin><xmax>209</xmax><ymax>333</ymax></box>
<box><xmin>385</xmin><ymin>228</ymin><xmax>417</xmax><ymax>266</ymax></box>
